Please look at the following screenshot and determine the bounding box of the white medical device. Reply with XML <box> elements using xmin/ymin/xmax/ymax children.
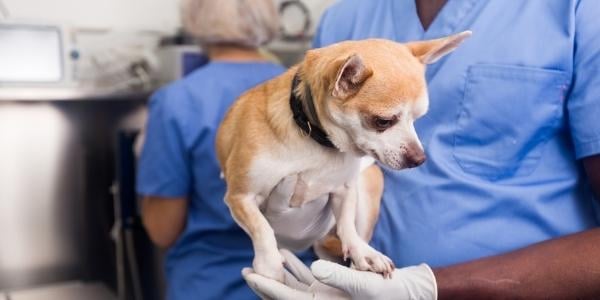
<box><xmin>0</xmin><ymin>23</ymin><xmax>71</xmax><ymax>84</ymax></box>
<box><xmin>0</xmin><ymin>22</ymin><xmax>159</xmax><ymax>100</ymax></box>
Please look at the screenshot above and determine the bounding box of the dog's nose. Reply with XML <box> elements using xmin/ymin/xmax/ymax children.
<box><xmin>405</xmin><ymin>145</ymin><xmax>426</xmax><ymax>168</ymax></box>
<box><xmin>406</xmin><ymin>154</ymin><xmax>426</xmax><ymax>168</ymax></box>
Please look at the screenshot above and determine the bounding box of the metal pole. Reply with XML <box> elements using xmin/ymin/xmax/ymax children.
<box><xmin>111</xmin><ymin>183</ymin><xmax>127</xmax><ymax>300</ymax></box>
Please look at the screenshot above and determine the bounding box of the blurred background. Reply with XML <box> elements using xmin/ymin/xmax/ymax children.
<box><xmin>0</xmin><ymin>0</ymin><xmax>334</xmax><ymax>299</ymax></box>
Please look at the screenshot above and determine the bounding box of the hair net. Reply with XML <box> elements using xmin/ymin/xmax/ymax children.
<box><xmin>181</xmin><ymin>0</ymin><xmax>280</xmax><ymax>48</ymax></box>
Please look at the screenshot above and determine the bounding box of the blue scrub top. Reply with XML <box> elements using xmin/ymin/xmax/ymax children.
<box><xmin>315</xmin><ymin>0</ymin><xmax>600</xmax><ymax>268</ymax></box>
<box><xmin>137</xmin><ymin>61</ymin><xmax>298</xmax><ymax>300</ymax></box>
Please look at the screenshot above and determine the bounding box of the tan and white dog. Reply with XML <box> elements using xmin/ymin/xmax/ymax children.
<box><xmin>216</xmin><ymin>32</ymin><xmax>471</xmax><ymax>281</ymax></box>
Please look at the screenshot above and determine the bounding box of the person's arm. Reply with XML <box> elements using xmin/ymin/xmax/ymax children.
<box><xmin>142</xmin><ymin>196</ymin><xmax>188</xmax><ymax>248</ymax></box>
<box><xmin>435</xmin><ymin>231</ymin><xmax>600</xmax><ymax>299</ymax></box>
<box><xmin>136</xmin><ymin>89</ymin><xmax>193</xmax><ymax>249</ymax></box>
<box><xmin>436</xmin><ymin>154</ymin><xmax>600</xmax><ymax>300</ymax></box>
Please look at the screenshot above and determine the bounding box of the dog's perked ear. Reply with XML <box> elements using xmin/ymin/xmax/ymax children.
<box><xmin>407</xmin><ymin>30</ymin><xmax>472</xmax><ymax>64</ymax></box>
<box><xmin>332</xmin><ymin>54</ymin><xmax>373</xmax><ymax>100</ymax></box>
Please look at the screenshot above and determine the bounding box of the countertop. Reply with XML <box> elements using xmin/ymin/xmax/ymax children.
<box><xmin>0</xmin><ymin>86</ymin><xmax>154</xmax><ymax>102</ymax></box>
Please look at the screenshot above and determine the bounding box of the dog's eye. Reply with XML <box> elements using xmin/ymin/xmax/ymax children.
<box><xmin>372</xmin><ymin>116</ymin><xmax>397</xmax><ymax>131</ymax></box>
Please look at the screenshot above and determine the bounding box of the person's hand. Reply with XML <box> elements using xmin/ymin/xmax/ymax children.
<box><xmin>263</xmin><ymin>174</ymin><xmax>334</xmax><ymax>251</ymax></box>
<box><xmin>243</xmin><ymin>249</ymin><xmax>437</xmax><ymax>300</ymax></box>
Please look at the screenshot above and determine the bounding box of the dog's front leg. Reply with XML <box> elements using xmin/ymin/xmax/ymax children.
<box><xmin>226</xmin><ymin>193</ymin><xmax>285</xmax><ymax>282</ymax></box>
<box><xmin>331</xmin><ymin>182</ymin><xmax>395</xmax><ymax>277</ymax></box>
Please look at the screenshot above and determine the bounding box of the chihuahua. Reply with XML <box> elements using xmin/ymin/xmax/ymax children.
<box><xmin>216</xmin><ymin>31</ymin><xmax>471</xmax><ymax>281</ymax></box>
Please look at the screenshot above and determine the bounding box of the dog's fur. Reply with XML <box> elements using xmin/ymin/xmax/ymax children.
<box><xmin>216</xmin><ymin>32</ymin><xmax>471</xmax><ymax>281</ymax></box>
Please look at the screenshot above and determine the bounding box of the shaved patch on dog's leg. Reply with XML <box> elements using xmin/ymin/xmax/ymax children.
<box><xmin>289</xmin><ymin>177</ymin><xmax>308</xmax><ymax>207</ymax></box>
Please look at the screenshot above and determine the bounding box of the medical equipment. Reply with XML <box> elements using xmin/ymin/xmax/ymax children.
<box><xmin>279</xmin><ymin>0</ymin><xmax>312</xmax><ymax>42</ymax></box>
<box><xmin>0</xmin><ymin>24</ymin><xmax>65</xmax><ymax>82</ymax></box>
<box><xmin>0</xmin><ymin>22</ymin><xmax>158</xmax><ymax>100</ymax></box>
<box><xmin>268</xmin><ymin>0</ymin><xmax>335</xmax><ymax>66</ymax></box>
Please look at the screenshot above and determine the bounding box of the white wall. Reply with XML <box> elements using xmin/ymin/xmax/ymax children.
<box><xmin>1</xmin><ymin>0</ymin><xmax>335</xmax><ymax>34</ymax></box>
<box><xmin>2</xmin><ymin>0</ymin><xmax>180</xmax><ymax>33</ymax></box>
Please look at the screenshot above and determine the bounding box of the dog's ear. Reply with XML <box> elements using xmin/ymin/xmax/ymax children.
<box><xmin>407</xmin><ymin>30</ymin><xmax>472</xmax><ymax>64</ymax></box>
<box><xmin>332</xmin><ymin>54</ymin><xmax>373</xmax><ymax>100</ymax></box>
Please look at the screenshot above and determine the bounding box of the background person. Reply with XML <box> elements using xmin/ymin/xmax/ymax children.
<box><xmin>136</xmin><ymin>0</ymin><xmax>301</xmax><ymax>299</ymax></box>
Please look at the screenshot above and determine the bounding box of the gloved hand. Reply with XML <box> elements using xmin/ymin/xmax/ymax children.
<box><xmin>263</xmin><ymin>157</ymin><xmax>376</xmax><ymax>251</ymax></box>
<box><xmin>243</xmin><ymin>249</ymin><xmax>437</xmax><ymax>300</ymax></box>
<box><xmin>263</xmin><ymin>174</ymin><xmax>334</xmax><ymax>251</ymax></box>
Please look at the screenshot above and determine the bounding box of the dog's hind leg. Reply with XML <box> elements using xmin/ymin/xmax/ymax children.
<box><xmin>225</xmin><ymin>192</ymin><xmax>285</xmax><ymax>282</ymax></box>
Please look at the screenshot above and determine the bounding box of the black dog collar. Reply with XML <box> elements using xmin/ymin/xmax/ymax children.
<box><xmin>289</xmin><ymin>74</ymin><xmax>337</xmax><ymax>149</ymax></box>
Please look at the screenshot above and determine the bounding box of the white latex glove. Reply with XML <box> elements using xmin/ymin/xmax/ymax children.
<box><xmin>263</xmin><ymin>174</ymin><xmax>334</xmax><ymax>251</ymax></box>
<box><xmin>243</xmin><ymin>249</ymin><xmax>437</xmax><ymax>300</ymax></box>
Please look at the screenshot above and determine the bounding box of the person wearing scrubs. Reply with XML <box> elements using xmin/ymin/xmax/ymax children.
<box><xmin>136</xmin><ymin>0</ymin><xmax>293</xmax><ymax>299</ymax></box>
<box><xmin>243</xmin><ymin>0</ymin><xmax>600</xmax><ymax>299</ymax></box>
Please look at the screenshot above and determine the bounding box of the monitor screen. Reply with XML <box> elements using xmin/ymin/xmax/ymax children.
<box><xmin>0</xmin><ymin>25</ymin><xmax>63</xmax><ymax>82</ymax></box>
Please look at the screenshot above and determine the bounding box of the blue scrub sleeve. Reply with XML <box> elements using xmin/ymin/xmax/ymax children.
<box><xmin>312</xmin><ymin>8</ymin><xmax>328</xmax><ymax>48</ymax></box>
<box><xmin>569</xmin><ymin>0</ymin><xmax>600</xmax><ymax>159</ymax></box>
<box><xmin>137</xmin><ymin>89</ymin><xmax>191</xmax><ymax>197</ymax></box>
<box><xmin>312</xmin><ymin>0</ymin><xmax>356</xmax><ymax>48</ymax></box>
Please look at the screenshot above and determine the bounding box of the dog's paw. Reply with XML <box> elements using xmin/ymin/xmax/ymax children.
<box><xmin>253</xmin><ymin>253</ymin><xmax>286</xmax><ymax>282</ymax></box>
<box><xmin>343</xmin><ymin>241</ymin><xmax>395</xmax><ymax>278</ymax></box>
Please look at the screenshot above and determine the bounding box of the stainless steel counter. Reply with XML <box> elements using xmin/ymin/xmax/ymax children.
<box><xmin>0</xmin><ymin>86</ymin><xmax>153</xmax><ymax>102</ymax></box>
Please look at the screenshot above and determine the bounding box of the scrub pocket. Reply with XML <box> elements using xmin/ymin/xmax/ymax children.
<box><xmin>453</xmin><ymin>64</ymin><xmax>570</xmax><ymax>180</ymax></box>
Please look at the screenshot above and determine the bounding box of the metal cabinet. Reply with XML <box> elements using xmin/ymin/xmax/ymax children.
<box><xmin>0</xmin><ymin>91</ymin><xmax>163</xmax><ymax>299</ymax></box>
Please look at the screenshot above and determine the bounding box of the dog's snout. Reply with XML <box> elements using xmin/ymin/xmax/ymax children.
<box><xmin>405</xmin><ymin>144</ymin><xmax>426</xmax><ymax>168</ymax></box>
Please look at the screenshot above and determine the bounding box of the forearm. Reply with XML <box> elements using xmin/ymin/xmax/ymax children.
<box><xmin>435</xmin><ymin>154</ymin><xmax>600</xmax><ymax>299</ymax></box>
<box><xmin>434</xmin><ymin>228</ymin><xmax>600</xmax><ymax>299</ymax></box>
<box><xmin>142</xmin><ymin>196</ymin><xmax>188</xmax><ymax>248</ymax></box>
